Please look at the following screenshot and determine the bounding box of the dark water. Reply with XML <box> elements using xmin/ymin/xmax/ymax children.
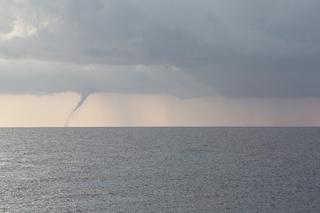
<box><xmin>0</xmin><ymin>128</ymin><xmax>320</xmax><ymax>212</ymax></box>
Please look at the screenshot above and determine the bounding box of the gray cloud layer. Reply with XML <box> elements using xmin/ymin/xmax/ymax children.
<box><xmin>0</xmin><ymin>0</ymin><xmax>319</xmax><ymax>97</ymax></box>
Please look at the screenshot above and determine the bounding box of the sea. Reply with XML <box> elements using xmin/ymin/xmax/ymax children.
<box><xmin>0</xmin><ymin>128</ymin><xmax>319</xmax><ymax>212</ymax></box>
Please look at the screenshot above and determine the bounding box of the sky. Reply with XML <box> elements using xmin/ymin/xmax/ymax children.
<box><xmin>0</xmin><ymin>0</ymin><xmax>320</xmax><ymax>126</ymax></box>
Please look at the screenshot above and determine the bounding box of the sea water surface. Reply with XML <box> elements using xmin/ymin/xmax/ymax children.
<box><xmin>0</xmin><ymin>128</ymin><xmax>320</xmax><ymax>212</ymax></box>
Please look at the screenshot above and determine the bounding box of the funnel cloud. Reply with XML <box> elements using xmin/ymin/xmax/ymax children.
<box><xmin>65</xmin><ymin>93</ymin><xmax>90</xmax><ymax>126</ymax></box>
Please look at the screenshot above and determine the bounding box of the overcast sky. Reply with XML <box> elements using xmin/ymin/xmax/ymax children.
<box><xmin>0</xmin><ymin>0</ymin><xmax>319</xmax><ymax>126</ymax></box>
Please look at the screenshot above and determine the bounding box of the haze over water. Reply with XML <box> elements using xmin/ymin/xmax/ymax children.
<box><xmin>0</xmin><ymin>127</ymin><xmax>319</xmax><ymax>212</ymax></box>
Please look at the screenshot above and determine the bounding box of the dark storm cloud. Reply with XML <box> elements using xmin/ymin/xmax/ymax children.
<box><xmin>0</xmin><ymin>60</ymin><xmax>211</xmax><ymax>97</ymax></box>
<box><xmin>0</xmin><ymin>0</ymin><xmax>320</xmax><ymax>97</ymax></box>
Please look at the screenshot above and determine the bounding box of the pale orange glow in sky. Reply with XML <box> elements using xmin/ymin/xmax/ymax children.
<box><xmin>0</xmin><ymin>92</ymin><xmax>320</xmax><ymax>127</ymax></box>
